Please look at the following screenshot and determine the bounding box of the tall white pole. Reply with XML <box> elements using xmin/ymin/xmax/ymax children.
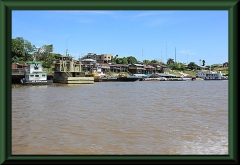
<box><xmin>175</xmin><ymin>47</ymin><xmax>176</xmax><ymax>62</ymax></box>
<box><xmin>161</xmin><ymin>50</ymin><xmax>162</xmax><ymax>63</ymax></box>
<box><xmin>166</xmin><ymin>42</ymin><xmax>167</xmax><ymax>63</ymax></box>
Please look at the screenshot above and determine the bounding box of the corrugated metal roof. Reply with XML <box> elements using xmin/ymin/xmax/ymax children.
<box><xmin>133</xmin><ymin>74</ymin><xmax>148</xmax><ymax>77</ymax></box>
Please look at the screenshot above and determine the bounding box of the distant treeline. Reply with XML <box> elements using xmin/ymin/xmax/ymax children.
<box><xmin>12</xmin><ymin>37</ymin><xmax>212</xmax><ymax>71</ymax></box>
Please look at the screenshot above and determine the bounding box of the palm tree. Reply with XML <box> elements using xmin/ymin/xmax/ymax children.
<box><xmin>167</xmin><ymin>58</ymin><xmax>174</xmax><ymax>65</ymax></box>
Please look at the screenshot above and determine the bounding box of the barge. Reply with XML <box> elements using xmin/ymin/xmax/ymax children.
<box><xmin>53</xmin><ymin>55</ymin><xmax>94</xmax><ymax>84</ymax></box>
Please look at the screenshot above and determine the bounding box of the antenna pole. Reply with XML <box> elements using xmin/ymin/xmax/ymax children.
<box><xmin>175</xmin><ymin>47</ymin><xmax>176</xmax><ymax>63</ymax></box>
<box><xmin>66</xmin><ymin>39</ymin><xmax>68</xmax><ymax>56</ymax></box>
<box><xmin>161</xmin><ymin>50</ymin><xmax>162</xmax><ymax>63</ymax></box>
<box><xmin>166</xmin><ymin>42</ymin><xmax>167</xmax><ymax>63</ymax></box>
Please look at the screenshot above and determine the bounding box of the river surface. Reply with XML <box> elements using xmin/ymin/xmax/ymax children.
<box><xmin>12</xmin><ymin>80</ymin><xmax>228</xmax><ymax>155</ymax></box>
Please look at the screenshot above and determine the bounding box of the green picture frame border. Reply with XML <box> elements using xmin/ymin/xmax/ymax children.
<box><xmin>0</xmin><ymin>0</ymin><xmax>238</xmax><ymax>164</ymax></box>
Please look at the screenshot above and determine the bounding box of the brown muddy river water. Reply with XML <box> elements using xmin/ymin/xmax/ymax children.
<box><xmin>12</xmin><ymin>80</ymin><xmax>228</xmax><ymax>155</ymax></box>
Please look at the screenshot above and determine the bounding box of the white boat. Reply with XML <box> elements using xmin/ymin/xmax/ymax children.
<box><xmin>20</xmin><ymin>61</ymin><xmax>53</xmax><ymax>85</ymax></box>
<box><xmin>196</xmin><ymin>70</ymin><xmax>227</xmax><ymax>80</ymax></box>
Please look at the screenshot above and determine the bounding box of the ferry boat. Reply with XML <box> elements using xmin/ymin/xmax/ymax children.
<box><xmin>196</xmin><ymin>70</ymin><xmax>227</xmax><ymax>80</ymax></box>
<box><xmin>20</xmin><ymin>61</ymin><xmax>53</xmax><ymax>85</ymax></box>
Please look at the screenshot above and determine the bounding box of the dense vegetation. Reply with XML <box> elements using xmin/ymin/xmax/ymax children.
<box><xmin>12</xmin><ymin>37</ymin><xmax>62</xmax><ymax>69</ymax></box>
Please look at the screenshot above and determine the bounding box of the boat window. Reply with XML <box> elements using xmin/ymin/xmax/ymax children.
<box><xmin>30</xmin><ymin>75</ymin><xmax>34</xmax><ymax>77</ymax></box>
<box><xmin>35</xmin><ymin>75</ymin><xmax>39</xmax><ymax>77</ymax></box>
<box><xmin>42</xmin><ymin>75</ymin><xmax>45</xmax><ymax>77</ymax></box>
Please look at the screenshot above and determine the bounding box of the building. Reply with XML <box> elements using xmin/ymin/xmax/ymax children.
<box><xmin>109</xmin><ymin>64</ymin><xmax>128</xmax><ymax>73</ymax></box>
<box><xmin>81</xmin><ymin>59</ymin><xmax>96</xmax><ymax>72</ymax></box>
<box><xmin>128</xmin><ymin>64</ymin><xmax>145</xmax><ymax>74</ymax></box>
<box><xmin>97</xmin><ymin>54</ymin><xmax>111</xmax><ymax>63</ymax></box>
<box><xmin>80</xmin><ymin>53</ymin><xmax>112</xmax><ymax>64</ymax></box>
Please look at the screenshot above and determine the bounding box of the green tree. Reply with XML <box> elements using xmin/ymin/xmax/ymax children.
<box><xmin>127</xmin><ymin>56</ymin><xmax>138</xmax><ymax>64</ymax></box>
<box><xmin>23</xmin><ymin>40</ymin><xmax>35</xmax><ymax>61</ymax></box>
<box><xmin>11</xmin><ymin>37</ymin><xmax>35</xmax><ymax>63</ymax></box>
<box><xmin>122</xmin><ymin>57</ymin><xmax>128</xmax><ymax>64</ymax></box>
<box><xmin>116</xmin><ymin>58</ymin><xmax>123</xmax><ymax>64</ymax></box>
<box><xmin>33</xmin><ymin>44</ymin><xmax>54</xmax><ymax>68</ymax></box>
<box><xmin>202</xmin><ymin>60</ymin><xmax>205</xmax><ymax>66</ymax></box>
<box><xmin>167</xmin><ymin>58</ymin><xmax>174</xmax><ymax>65</ymax></box>
<box><xmin>111</xmin><ymin>54</ymin><xmax>118</xmax><ymax>64</ymax></box>
<box><xmin>169</xmin><ymin>62</ymin><xmax>186</xmax><ymax>71</ymax></box>
<box><xmin>143</xmin><ymin>60</ymin><xmax>151</xmax><ymax>65</ymax></box>
<box><xmin>41</xmin><ymin>44</ymin><xmax>53</xmax><ymax>61</ymax></box>
<box><xmin>40</xmin><ymin>45</ymin><xmax>54</xmax><ymax>68</ymax></box>
<box><xmin>42</xmin><ymin>52</ymin><xmax>55</xmax><ymax>69</ymax></box>
<box><xmin>187</xmin><ymin>62</ymin><xmax>198</xmax><ymax>70</ymax></box>
<box><xmin>12</xmin><ymin>38</ymin><xmax>24</xmax><ymax>63</ymax></box>
<box><xmin>151</xmin><ymin>59</ymin><xmax>160</xmax><ymax>64</ymax></box>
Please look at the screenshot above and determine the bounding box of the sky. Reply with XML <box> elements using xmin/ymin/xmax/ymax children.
<box><xmin>12</xmin><ymin>10</ymin><xmax>228</xmax><ymax>66</ymax></box>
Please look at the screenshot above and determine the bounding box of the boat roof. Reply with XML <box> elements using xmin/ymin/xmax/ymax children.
<box><xmin>133</xmin><ymin>74</ymin><xmax>149</xmax><ymax>77</ymax></box>
<box><xmin>151</xmin><ymin>73</ymin><xmax>177</xmax><ymax>77</ymax></box>
<box><xmin>81</xmin><ymin>59</ymin><xmax>96</xmax><ymax>62</ymax></box>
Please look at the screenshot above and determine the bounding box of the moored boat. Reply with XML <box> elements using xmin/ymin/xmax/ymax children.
<box><xmin>53</xmin><ymin>55</ymin><xmax>94</xmax><ymax>84</ymax></box>
<box><xmin>20</xmin><ymin>60</ymin><xmax>53</xmax><ymax>85</ymax></box>
<box><xmin>196</xmin><ymin>70</ymin><xmax>227</xmax><ymax>80</ymax></box>
<box><xmin>117</xmin><ymin>74</ymin><xmax>141</xmax><ymax>82</ymax></box>
<box><xmin>101</xmin><ymin>76</ymin><xmax>118</xmax><ymax>82</ymax></box>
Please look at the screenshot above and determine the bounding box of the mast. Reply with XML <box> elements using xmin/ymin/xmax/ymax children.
<box><xmin>66</xmin><ymin>39</ymin><xmax>68</xmax><ymax>56</ymax></box>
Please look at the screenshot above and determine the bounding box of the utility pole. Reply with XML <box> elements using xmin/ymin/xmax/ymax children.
<box><xmin>166</xmin><ymin>42</ymin><xmax>167</xmax><ymax>63</ymax></box>
<box><xmin>161</xmin><ymin>50</ymin><xmax>163</xmax><ymax>63</ymax></box>
<box><xmin>175</xmin><ymin>47</ymin><xmax>176</xmax><ymax>63</ymax></box>
<box><xmin>65</xmin><ymin>39</ymin><xmax>68</xmax><ymax>56</ymax></box>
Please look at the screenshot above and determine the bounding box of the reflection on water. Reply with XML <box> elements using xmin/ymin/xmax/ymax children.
<box><xmin>12</xmin><ymin>81</ymin><xmax>228</xmax><ymax>155</ymax></box>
